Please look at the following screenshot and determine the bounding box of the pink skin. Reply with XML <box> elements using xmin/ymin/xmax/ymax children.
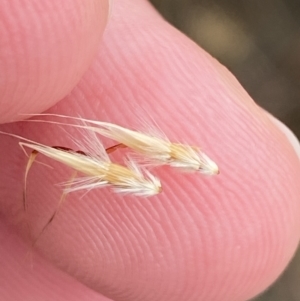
<box><xmin>0</xmin><ymin>0</ymin><xmax>110</xmax><ymax>123</ymax></box>
<box><xmin>0</xmin><ymin>1</ymin><xmax>300</xmax><ymax>301</ymax></box>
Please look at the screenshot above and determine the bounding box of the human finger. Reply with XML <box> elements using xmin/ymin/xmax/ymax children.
<box><xmin>1</xmin><ymin>0</ymin><xmax>300</xmax><ymax>301</ymax></box>
<box><xmin>0</xmin><ymin>0</ymin><xmax>110</xmax><ymax>123</ymax></box>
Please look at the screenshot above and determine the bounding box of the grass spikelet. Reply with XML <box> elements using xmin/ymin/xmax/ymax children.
<box><xmin>27</xmin><ymin>114</ymin><xmax>220</xmax><ymax>175</ymax></box>
<box><xmin>0</xmin><ymin>131</ymin><xmax>162</xmax><ymax>198</ymax></box>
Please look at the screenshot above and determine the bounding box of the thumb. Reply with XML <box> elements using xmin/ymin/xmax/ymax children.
<box><xmin>0</xmin><ymin>0</ymin><xmax>110</xmax><ymax>123</ymax></box>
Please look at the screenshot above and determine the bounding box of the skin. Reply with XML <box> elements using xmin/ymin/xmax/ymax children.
<box><xmin>0</xmin><ymin>1</ymin><xmax>300</xmax><ymax>300</ymax></box>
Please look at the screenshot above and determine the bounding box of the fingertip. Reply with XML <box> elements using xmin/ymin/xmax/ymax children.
<box><xmin>0</xmin><ymin>0</ymin><xmax>110</xmax><ymax>123</ymax></box>
<box><xmin>31</xmin><ymin>1</ymin><xmax>299</xmax><ymax>299</ymax></box>
<box><xmin>1</xmin><ymin>1</ymin><xmax>300</xmax><ymax>301</ymax></box>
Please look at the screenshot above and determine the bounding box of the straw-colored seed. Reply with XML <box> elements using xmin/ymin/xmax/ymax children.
<box><xmin>0</xmin><ymin>130</ymin><xmax>161</xmax><ymax>198</ymax></box>
<box><xmin>29</xmin><ymin>114</ymin><xmax>220</xmax><ymax>175</ymax></box>
<box><xmin>19</xmin><ymin>142</ymin><xmax>162</xmax><ymax>197</ymax></box>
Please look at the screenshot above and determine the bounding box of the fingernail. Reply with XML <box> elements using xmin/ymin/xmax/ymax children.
<box><xmin>268</xmin><ymin>113</ymin><xmax>300</xmax><ymax>160</ymax></box>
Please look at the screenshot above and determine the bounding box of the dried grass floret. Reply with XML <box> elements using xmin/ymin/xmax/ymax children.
<box><xmin>28</xmin><ymin>114</ymin><xmax>220</xmax><ymax>175</ymax></box>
